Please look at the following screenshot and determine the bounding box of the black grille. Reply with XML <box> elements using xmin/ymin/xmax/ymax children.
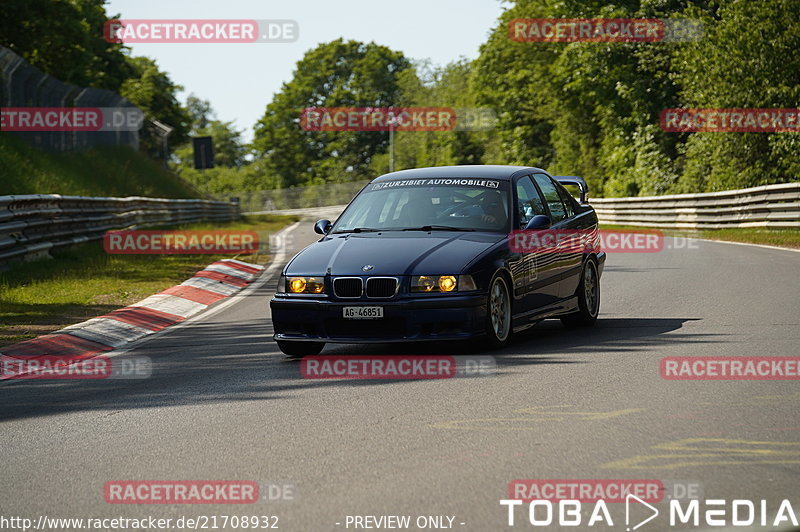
<box><xmin>366</xmin><ymin>277</ymin><xmax>397</xmax><ymax>298</ymax></box>
<box><xmin>333</xmin><ymin>277</ymin><xmax>363</xmax><ymax>298</ymax></box>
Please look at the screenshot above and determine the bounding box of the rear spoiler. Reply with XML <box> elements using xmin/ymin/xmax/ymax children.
<box><xmin>554</xmin><ymin>176</ymin><xmax>589</xmax><ymax>204</ymax></box>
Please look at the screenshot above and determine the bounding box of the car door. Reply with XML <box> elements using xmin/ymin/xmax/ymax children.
<box><xmin>552</xmin><ymin>177</ymin><xmax>586</xmax><ymax>297</ymax></box>
<box><xmin>514</xmin><ymin>175</ymin><xmax>561</xmax><ymax>309</ymax></box>
<box><xmin>530</xmin><ymin>173</ymin><xmax>581</xmax><ymax>300</ymax></box>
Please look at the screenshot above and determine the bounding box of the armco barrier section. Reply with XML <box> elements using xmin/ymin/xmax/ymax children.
<box><xmin>591</xmin><ymin>182</ymin><xmax>800</xmax><ymax>229</ymax></box>
<box><xmin>0</xmin><ymin>195</ymin><xmax>240</xmax><ymax>264</ymax></box>
<box><xmin>244</xmin><ymin>180</ymin><xmax>799</xmax><ymax>231</ymax></box>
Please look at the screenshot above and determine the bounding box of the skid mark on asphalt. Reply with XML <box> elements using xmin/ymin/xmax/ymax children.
<box><xmin>601</xmin><ymin>438</ymin><xmax>800</xmax><ymax>470</ymax></box>
<box><xmin>431</xmin><ymin>406</ymin><xmax>643</xmax><ymax>431</ymax></box>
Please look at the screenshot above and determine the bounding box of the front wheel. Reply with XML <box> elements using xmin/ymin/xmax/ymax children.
<box><xmin>277</xmin><ymin>340</ymin><xmax>325</xmax><ymax>358</ymax></box>
<box><xmin>484</xmin><ymin>272</ymin><xmax>512</xmax><ymax>348</ymax></box>
<box><xmin>561</xmin><ymin>258</ymin><xmax>600</xmax><ymax>327</ymax></box>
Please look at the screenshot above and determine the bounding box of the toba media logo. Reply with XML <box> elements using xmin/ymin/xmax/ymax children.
<box><xmin>500</xmin><ymin>497</ymin><xmax>799</xmax><ymax>529</ymax></box>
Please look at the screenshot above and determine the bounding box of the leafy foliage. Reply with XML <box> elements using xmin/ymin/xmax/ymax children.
<box><xmin>252</xmin><ymin>39</ymin><xmax>411</xmax><ymax>188</ymax></box>
<box><xmin>3</xmin><ymin>0</ymin><xmax>797</xmax><ymax>197</ymax></box>
<box><xmin>1</xmin><ymin>0</ymin><xmax>190</xmax><ymax>155</ymax></box>
<box><xmin>248</xmin><ymin>0</ymin><xmax>797</xmax><ymax>197</ymax></box>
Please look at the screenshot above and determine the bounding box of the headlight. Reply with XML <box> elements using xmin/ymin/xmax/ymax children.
<box><xmin>411</xmin><ymin>274</ymin><xmax>476</xmax><ymax>293</ymax></box>
<box><xmin>415</xmin><ymin>275</ymin><xmax>437</xmax><ymax>292</ymax></box>
<box><xmin>289</xmin><ymin>277</ymin><xmax>306</xmax><ymax>293</ymax></box>
<box><xmin>438</xmin><ymin>275</ymin><xmax>457</xmax><ymax>292</ymax></box>
<box><xmin>307</xmin><ymin>277</ymin><xmax>325</xmax><ymax>293</ymax></box>
<box><xmin>285</xmin><ymin>276</ymin><xmax>326</xmax><ymax>294</ymax></box>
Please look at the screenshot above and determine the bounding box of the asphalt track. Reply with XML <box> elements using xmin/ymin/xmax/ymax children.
<box><xmin>1</xmin><ymin>216</ymin><xmax>799</xmax><ymax>532</ymax></box>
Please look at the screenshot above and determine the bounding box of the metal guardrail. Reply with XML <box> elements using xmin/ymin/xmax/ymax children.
<box><xmin>0</xmin><ymin>195</ymin><xmax>240</xmax><ymax>265</ymax></box>
<box><xmin>244</xmin><ymin>180</ymin><xmax>799</xmax><ymax>231</ymax></box>
<box><xmin>591</xmin><ymin>182</ymin><xmax>800</xmax><ymax>229</ymax></box>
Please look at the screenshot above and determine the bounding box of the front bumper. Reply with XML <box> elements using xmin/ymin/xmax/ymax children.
<box><xmin>271</xmin><ymin>294</ymin><xmax>487</xmax><ymax>343</ymax></box>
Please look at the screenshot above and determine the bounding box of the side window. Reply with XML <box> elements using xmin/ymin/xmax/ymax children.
<box><xmin>553</xmin><ymin>179</ymin><xmax>575</xmax><ymax>218</ymax></box>
<box><xmin>515</xmin><ymin>176</ymin><xmax>547</xmax><ymax>228</ymax></box>
<box><xmin>532</xmin><ymin>173</ymin><xmax>567</xmax><ymax>223</ymax></box>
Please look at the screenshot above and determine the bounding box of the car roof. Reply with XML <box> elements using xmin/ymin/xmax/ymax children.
<box><xmin>371</xmin><ymin>165</ymin><xmax>546</xmax><ymax>182</ymax></box>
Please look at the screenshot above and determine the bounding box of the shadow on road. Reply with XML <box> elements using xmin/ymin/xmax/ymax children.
<box><xmin>0</xmin><ymin>315</ymin><xmax>713</xmax><ymax>422</ymax></box>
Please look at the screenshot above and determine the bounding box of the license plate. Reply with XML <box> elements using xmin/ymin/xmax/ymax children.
<box><xmin>342</xmin><ymin>306</ymin><xmax>383</xmax><ymax>319</ymax></box>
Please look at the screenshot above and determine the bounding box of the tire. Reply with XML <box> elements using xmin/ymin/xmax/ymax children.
<box><xmin>561</xmin><ymin>257</ymin><xmax>600</xmax><ymax>327</ymax></box>
<box><xmin>484</xmin><ymin>272</ymin><xmax>513</xmax><ymax>348</ymax></box>
<box><xmin>277</xmin><ymin>340</ymin><xmax>325</xmax><ymax>358</ymax></box>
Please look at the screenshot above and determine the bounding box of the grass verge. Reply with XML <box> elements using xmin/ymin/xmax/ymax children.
<box><xmin>599</xmin><ymin>225</ymin><xmax>800</xmax><ymax>250</ymax></box>
<box><xmin>1</xmin><ymin>132</ymin><xmax>199</xmax><ymax>198</ymax></box>
<box><xmin>0</xmin><ymin>214</ymin><xmax>298</xmax><ymax>347</ymax></box>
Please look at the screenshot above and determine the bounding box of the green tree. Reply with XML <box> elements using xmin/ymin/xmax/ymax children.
<box><xmin>174</xmin><ymin>96</ymin><xmax>248</xmax><ymax>170</ymax></box>
<box><xmin>475</xmin><ymin>0</ymin><xmax>698</xmax><ymax>196</ymax></box>
<box><xmin>672</xmin><ymin>0</ymin><xmax>800</xmax><ymax>192</ymax></box>
<box><xmin>0</xmin><ymin>0</ymin><xmax>133</xmax><ymax>91</ymax></box>
<box><xmin>472</xmin><ymin>0</ymin><xmax>560</xmax><ymax>170</ymax></box>
<box><xmin>1</xmin><ymin>0</ymin><xmax>193</xmax><ymax>162</ymax></box>
<box><xmin>185</xmin><ymin>95</ymin><xmax>214</xmax><ymax>131</ymax></box>
<box><xmin>120</xmin><ymin>56</ymin><xmax>191</xmax><ymax>153</ymax></box>
<box><xmin>172</xmin><ymin>96</ymin><xmax>256</xmax><ymax>195</ymax></box>
<box><xmin>252</xmin><ymin>39</ymin><xmax>411</xmax><ymax>187</ymax></box>
<box><xmin>369</xmin><ymin>59</ymin><xmax>490</xmax><ymax>174</ymax></box>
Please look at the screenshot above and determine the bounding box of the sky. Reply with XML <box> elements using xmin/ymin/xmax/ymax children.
<box><xmin>105</xmin><ymin>0</ymin><xmax>508</xmax><ymax>142</ymax></box>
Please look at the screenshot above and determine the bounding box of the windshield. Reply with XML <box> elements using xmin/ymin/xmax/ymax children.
<box><xmin>331</xmin><ymin>178</ymin><xmax>510</xmax><ymax>233</ymax></box>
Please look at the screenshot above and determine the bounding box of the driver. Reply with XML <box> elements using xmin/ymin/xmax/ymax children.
<box><xmin>480</xmin><ymin>190</ymin><xmax>508</xmax><ymax>227</ymax></box>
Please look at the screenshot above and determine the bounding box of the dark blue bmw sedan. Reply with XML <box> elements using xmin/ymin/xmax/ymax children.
<box><xmin>270</xmin><ymin>165</ymin><xmax>605</xmax><ymax>357</ymax></box>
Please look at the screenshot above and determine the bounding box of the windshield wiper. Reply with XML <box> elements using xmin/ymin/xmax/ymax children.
<box><xmin>331</xmin><ymin>227</ymin><xmax>383</xmax><ymax>234</ymax></box>
<box><xmin>401</xmin><ymin>225</ymin><xmax>475</xmax><ymax>232</ymax></box>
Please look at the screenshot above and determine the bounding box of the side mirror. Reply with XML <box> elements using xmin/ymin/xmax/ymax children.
<box><xmin>314</xmin><ymin>219</ymin><xmax>332</xmax><ymax>235</ymax></box>
<box><xmin>525</xmin><ymin>215</ymin><xmax>551</xmax><ymax>230</ymax></box>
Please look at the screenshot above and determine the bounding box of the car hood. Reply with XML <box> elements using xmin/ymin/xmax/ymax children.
<box><xmin>286</xmin><ymin>231</ymin><xmax>505</xmax><ymax>276</ymax></box>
